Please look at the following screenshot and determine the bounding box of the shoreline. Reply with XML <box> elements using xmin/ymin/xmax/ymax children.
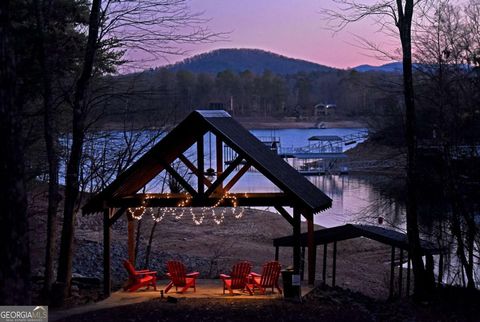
<box><xmin>236</xmin><ymin>118</ymin><xmax>368</xmax><ymax>130</ymax></box>
<box><xmin>97</xmin><ymin>118</ymin><xmax>368</xmax><ymax>132</ymax></box>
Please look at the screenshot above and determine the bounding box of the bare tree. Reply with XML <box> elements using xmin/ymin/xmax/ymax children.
<box><xmin>414</xmin><ymin>0</ymin><xmax>480</xmax><ymax>289</ymax></box>
<box><xmin>99</xmin><ymin>0</ymin><xmax>223</xmax><ymax>71</ymax></box>
<box><xmin>0</xmin><ymin>0</ymin><xmax>31</xmax><ymax>305</ymax></box>
<box><xmin>56</xmin><ymin>0</ymin><xmax>103</xmax><ymax>304</ymax></box>
<box><xmin>323</xmin><ymin>0</ymin><xmax>434</xmax><ymax>298</ymax></box>
<box><xmin>33</xmin><ymin>0</ymin><xmax>62</xmax><ymax>300</ymax></box>
<box><xmin>54</xmin><ymin>0</ymin><xmax>220</xmax><ymax>304</ymax></box>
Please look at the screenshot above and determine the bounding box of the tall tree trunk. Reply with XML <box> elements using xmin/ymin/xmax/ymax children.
<box><xmin>34</xmin><ymin>0</ymin><xmax>59</xmax><ymax>300</ymax></box>
<box><xmin>0</xmin><ymin>0</ymin><xmax>31</xmax><ymax>305</ymax></box>
<box><xmin>396</xmin><ymin>0</ymin><xmax>431</xmax><ymax>299</ymax></box>
<box><xmin>56</xmin><ymin>0</ymin><xmax>102</xmax><ymax>303</ymax></box>
<box><xmin>134</xmin><ymin>219</ymin><xmax>142</xmax><ymax>266</ymax></box>
<box><xmin>445</xmin><ymin>149</ymin><xmax>477</xmax><ymax>290</ymax></box>
<box><xmin>145</xmin><ymin>221</ymin><xmax>158</xmax><ymax>268</ymax></box>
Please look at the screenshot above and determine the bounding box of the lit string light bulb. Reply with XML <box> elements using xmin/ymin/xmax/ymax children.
<box><xmin>212</xmin><ymin>208</ymin><xmax>226</xmax><ymax>225</ymax></box>
<box><xmin>191</xmin><ymin>207</ymin><xmax>206</xmax><ymax>225</ymax></box>
<box><xmin>151</xmin><ymin>208</ymin><xmax>165</xmax><ymax>222</ymax></box>
<box><xmin>128</xmin><ymin>206</ymin><xmax>146</xmax><ymax>220</ymax></box>
<box><xmin>127</xmin><ymin>194</ymin><xmax>154</xmax><ymax>220</ymax></box>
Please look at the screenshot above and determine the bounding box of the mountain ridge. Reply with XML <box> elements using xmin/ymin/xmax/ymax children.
<box><xmin>165</xmin><ymin>48</ymin><xmax>337</xmax><ymax>75</ymax></box>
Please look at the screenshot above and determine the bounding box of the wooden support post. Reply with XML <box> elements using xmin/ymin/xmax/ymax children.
<box><xmin>398</xmin><ymin>248</ymin><xmax>404</xmax><ymax>297</ymax></box>
<box><xmin>275</xmin><ymin>246</ymin><xmax>279</xmax><ymax>261</ymax></box>
<box><xmin>307</xmin><ymin>216</ymin><xmax>315</xmax><ymax>285</ymax></box>
<box><xmin>216</xmin><ymin>136</ymin><xmax>223</xmax><ymax>180</ymax></box>
<box><xmin>438</xmin><ymin>254</ymin><xmax>444</xmax><ymax>285</ymax></box>
<box><xmin>103</xmin><ymin>208</ymin><xmax>111</xmax><ymax>298</ymax></box>
<box><xmin>322</xmin><ymin>243</ymin><xmax>327</xmax><ymax>285</ymax></box>
<box><xmin>292</xmin><ymin>208</ymin><xmax>301</xmax><ymax>275</ymax></box>
<box><xmin>301</xmin><ymin>247</ymin><xmax>306</xmax><ymax>281</ymax></box>
<box><xmin>332</xmin><ymin>241</ymin><xmax>337</xmax><ymax>287</ymax></box>
<box><xmin>127</xmin><ymin>216</ymin><xmax>135</xmax><ymax>264</ymax></box>
<box><xmin>197</xmin><ymin>134</ymin><xmax>204</xmax><ymax>195</ymax></box>
<box><xmin>389</xmin><ymin>246</ymin><xmax>395</xmax><ymax>299</ymax></box>
<box><xmin>406</xmin><ymin>253</ymin><xmax>411</xmax><ymax>296</ymax></box>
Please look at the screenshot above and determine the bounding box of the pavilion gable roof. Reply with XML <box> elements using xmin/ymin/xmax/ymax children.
<box><xmin>83</xmin><ymin>110</ymin><xmax>332</xmax><ymax>214</ymax></box>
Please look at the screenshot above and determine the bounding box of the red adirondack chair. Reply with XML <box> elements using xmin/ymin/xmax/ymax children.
<box><xmin>250</xmin><ymin>261</ymin><xmax>282</xmax><ymax>294</ymax></box>
<box><xmin>220</xmin><ymin>261</ymin><xmax>253</xmax><ymax>295</ymax></box>
<box><xmin>122</xmin><ymin>260</ymin><xmax>157</xmax><ymax>292</ymax></box>
<box><xmin>164</xmin><ymin>260</ymin><xmax>200</xmax><ymax>294</ymax></box>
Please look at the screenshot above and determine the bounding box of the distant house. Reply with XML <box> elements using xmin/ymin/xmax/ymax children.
<box><xmin>314</xmin><ymin>103</ymin><xmax>336</xmax><ymax>117</ymax></box>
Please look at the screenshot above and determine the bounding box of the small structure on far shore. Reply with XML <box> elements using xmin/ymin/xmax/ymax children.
<box><xmin>314</xmin><ymin>103</ymin><xmax>336</xmax><ymax>117</ymax></box>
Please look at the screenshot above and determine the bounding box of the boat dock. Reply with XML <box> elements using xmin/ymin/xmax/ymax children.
<box><xmin>224</xmin><ymin>130</ymin><xmax>368</xmax><ymax>175</ymax></box>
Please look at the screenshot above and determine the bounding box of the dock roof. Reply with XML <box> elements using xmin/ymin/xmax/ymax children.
<box><xmin>308</xmin><ymin>135</ymin><xmax>343</xmax><ymax>141</ymax></box>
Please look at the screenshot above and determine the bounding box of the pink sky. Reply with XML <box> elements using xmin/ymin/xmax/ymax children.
<box><xmin>151</xmin><ymin>0</ymin><xmax>399</xmax><ymax>69</ymax></box>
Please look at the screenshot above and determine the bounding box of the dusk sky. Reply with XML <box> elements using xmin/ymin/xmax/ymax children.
<box><xmin>155</xmin><ymin>0</ymin><xmax>398</xmax><ymax>69</ymax></box>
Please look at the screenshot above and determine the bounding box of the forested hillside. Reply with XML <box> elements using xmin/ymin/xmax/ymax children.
<box><xmin>166</xmin><ymin>48</ymin><xmax>335</xmax><ymax>74</ymax></box>
<box><xmin>97</xmin><ymin>65</ymin><xmax>400</xmax><ymax>126</ymax></box>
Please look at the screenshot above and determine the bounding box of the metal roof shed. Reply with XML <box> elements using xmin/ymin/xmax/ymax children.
<box><xmin>273</xmin><ymin>224</ymin><xmax>445</xmax><ymax>298</ymax></box>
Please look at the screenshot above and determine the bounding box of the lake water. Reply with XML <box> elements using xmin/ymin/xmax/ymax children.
<box><xmin>77</xmin><ymin>127</ymin><xmax>399</xmax><ymax>228</ymax></box>
<box><xmin>211</xmin><ymin>128</ymin><xmax>394</xmax><ymax>228</ymax></box>
<box><xmin>227</xmin><ymin>128</ymin><xmax>391</xmax><ymax>227</ymax></box>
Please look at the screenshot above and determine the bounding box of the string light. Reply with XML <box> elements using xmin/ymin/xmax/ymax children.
<box><xmin>212</xmin><ymin>208</ymin><xmax>226</xmax><ymax>224</ymax></box>
<box><xmin>151</xmin><ymin>208</ymin><xmax>165</xmax><ymax>222</ymax></box>
<box><xmin>192</xmin><ymin>207</ymin><xmax>206</xmax><ymax>225</ymax></box>
<box><xmin>128</xmin><ymin>194</ymin><xmax>154</xmax><ymax>220</ymax></box>
<box><xmin>128</xmin><ymin>206</ymin><xmax>147</xmax><ymax>220</ymax></box>
<box><xmin>128</xmin><ymin>192</ymin><xmax>245</xmax><ymax>224</ymax></box>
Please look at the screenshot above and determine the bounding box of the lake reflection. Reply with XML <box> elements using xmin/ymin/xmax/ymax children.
<box><xmin>230</xmin><ymin>172</ymin><xmax>403</xmax><ymax>228</ymax></box>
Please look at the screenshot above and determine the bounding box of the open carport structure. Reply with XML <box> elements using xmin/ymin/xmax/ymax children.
<box><xmin>273</xmin><ymin>224</ymin><xmax>445</xmax><ymax>298</ymax></box>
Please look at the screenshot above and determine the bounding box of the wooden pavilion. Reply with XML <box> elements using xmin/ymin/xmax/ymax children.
<box><xmin>83</xmin><ymin>110</ymin><xmax>332</xmax><ymax>297</ymax></box>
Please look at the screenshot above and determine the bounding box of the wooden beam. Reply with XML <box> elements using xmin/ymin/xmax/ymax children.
<box><xmin>216</xmin><ymin>136</ymin><xmax>223</xmax><ymax>178</ymax></box>
<box><xmin>293</xmin><ymin>208</ymin><xmax>301</xmax><ymax>275</ymax></box>
<box><xmin>300</xmin><ymin>247</ymin><xmax>306</xmax><ymax>281</ymax></box>
<box><xmin>108</xmin><ymin>207</ymin><xmax>126</xmax><ymax>227</ymax></box>
<box><xmin>178</xmin><ymin>154</ymin><xmax>212</xmax><ymax>188</ymax></box>
<box><xmin>274</xmin><ymin>206</ymin><xmax>294</xmax><ymax>226</ymax></box>
<box><xmin>438</xmin><ymin>254</ymin><xmax>444</xmax><ymax>285</ymax></box>
<box><xmin>332</xmin><ymin>241</ymin><xmax>337</xmax><ymax>287</ymax></box>
<box><xmin>204</xmin><ymin>155</ymin><xmax>243</xmax><ymax>196</ymax></box>
<box><xmin>127</xmin><ymin>217</ymin><xmax>135</xmax><ymax>264</ymax></box>
<box><xmin>103</xmin><ymin>208</ymin><xmax>112</xmax><ymax>297</ymax></box>
<box><xmin>224</xmin><ymin>162</ymin><xmax>251</xmax><ymax>192</ymax></box>
<box><xmin>322</xmin><ymin>243</ymin><xmax>327</xmax><ymax>285</ymax></box>
<box><xmin>275</xmin><ymin>246</ymin><xmax>279</xmax><ymax>261</ymax></box>
<box><xmin>161</xmin><ymin>160</ymin><xmax>197</xmax><ymax>197</ymax></box>
<box><xmin>398</xmin><ymin>248</ymin><xmax>404</xmax><ymax>297</ymax></box>
<box><xmin>108</xmin><ymin>192</ymin><xmax>295</xmax><ymax>208</ymax></box>
<box><xmin>307</xmin><ymin>216</ymin><xmax>315</xmax><ymax>285</ymax></box>
<box><xmin>390</xmin><ymin>246</ymin><xmax>395</xmax><ymax>299</ymax></box>
<box><xmin>197</xmin><ymin>135</ymin><xmax>204</xmax><ymax>195</ymax></box>
<box><xmin>406</xmin><ymin>253</ymin><xmax>411</xmax><ymax>296</ymax></box>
